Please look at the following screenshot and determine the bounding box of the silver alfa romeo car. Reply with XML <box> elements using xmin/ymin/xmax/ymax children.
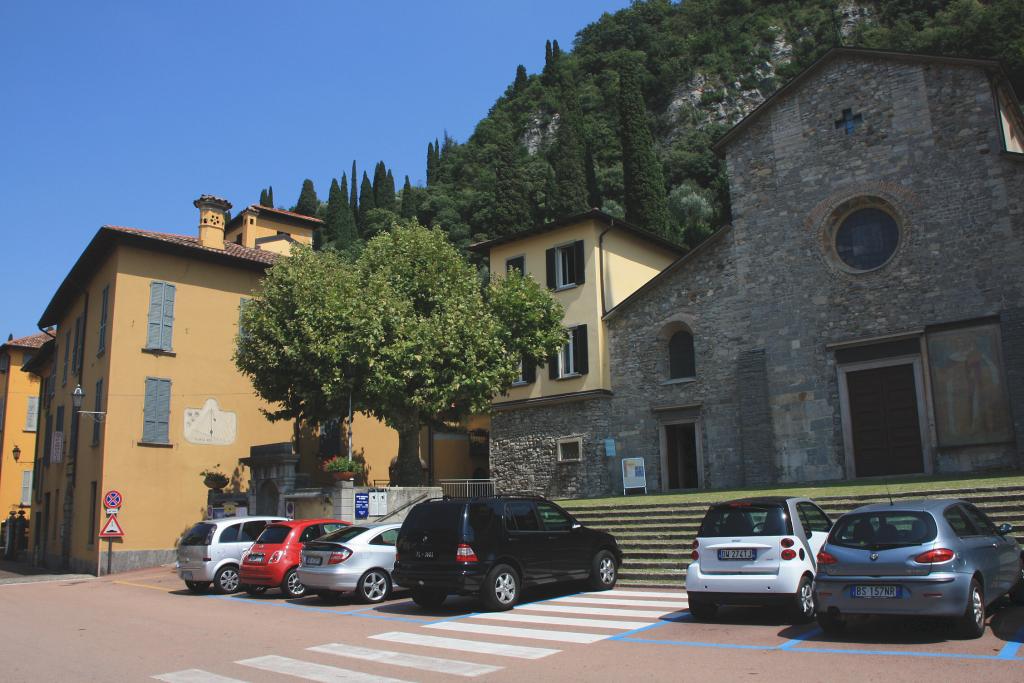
<box><xmin>814</xmin><ymin>499</ymin><xmax>1024</xmax><ymax>638</ymax></box>
<box><xmin>297</xmin><ymin>523</ymin><xmax>402</xmax><ymax>603</ymax></box>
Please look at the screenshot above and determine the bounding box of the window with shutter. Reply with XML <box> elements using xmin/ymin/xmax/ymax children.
<box><xmin>506</xmin><ymin>256</ymin><xmax>525</xmax><ymax>274</ymax></box>
<box><xmin>62</xmin><ymin>334</ymin><xmax>69</xmax><ymax>385</ymax></box>
<box><xmin>25</xmin><ymin>395</ymin><xmax>39</xmax><ymax>432</ymax></box>
<box><xmin>53</xmin><ymin>405</ymin><xmax>65</xmax><ymax>464</ymax></box>
<box><xmin>0</xmin><ymin>353</ymin><xmax>8</xmax><ymax>373</ymax></box>
<box><xmin>71</xmin><ymin>316</ymin><xmax>82</xmax><ymax>373</ymax></box>
<box><xmin>142</xmin><ymin>377</ymin><xmax>171</xmax><ymax>443</ymax></box>
<box><xmin>573</xmin><ymin>325</ymin><xmax>589</xmax><ymax>375</ymax></box>
<box><xmin>97</xmin><ymin>285</ymin><xmax>109</xmax><ymax>355</ymax></box>
<box><xmin>92</xmin><ymin>379</ymin><xmax>103</xmax><ymax>445</ymax></box>
<box><xmin>42</xmin><ymin>414</ymin><xmax>52</xmax><ymax>467</ymax></box>
<box><xmin>21</xmin><ymin>470</ymin><xmax>32</xmax><ymax>506</ymax></box>
<box><xmin>0</xmin><ymin>397</ymin><xmax>5</xmax><ymax>431</ymax></box>
<box><xmin>550</xmin><ymin>241</ymin><xmax>585</xmax><ymax>289</ymax></box>
<box><xmin>558</xmin><ymin>328</ymin><xmax>576</xmax><ymax>378</ymax></box>
<box><xmin>146</xmin><ymin>281</ymin><xmax>176</xmax><ymax>351</ymax></box>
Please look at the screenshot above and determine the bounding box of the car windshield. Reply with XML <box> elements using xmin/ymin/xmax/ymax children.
<box><xmin>318</xmin><ymin>526</ymin><xmax>370</xmax><ymax>544</ymax></box>
<box><xmin>255</xmin><ymin>525</ymin><xmax>292</xmax><ymax>545</ymax></box>
<box><xmin>699</xmin><ymin>503</ymin><xmax>792</xmax><ymax>537</ymax></box>
<box><xmin>180</xmin><ymin>523</ymin><xmax>215</xmax><ymax>546</ymax></box>
<box><xmin>830</xmin><ymin>511</ymin><xmax>938</xmax><ymax>550</ymax></box>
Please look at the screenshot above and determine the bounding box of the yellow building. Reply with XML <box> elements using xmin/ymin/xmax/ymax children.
<box><xmin>28</xmin><ymin>196</ymin><xmax>327</xmax><ymax>574</ymax></box>
<box><xmin>0</xmin><ymin>332</ymin><xmax>49</xmax><ymax>523</ymax></box>
<box><xmin>471</xmin><ymin>210</ymin><xmax>683</xmax><ymax>495</ymax></box>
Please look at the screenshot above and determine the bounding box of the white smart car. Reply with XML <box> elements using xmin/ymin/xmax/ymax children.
<box><xmin>687</xmin><ymin>496</ymin><xmax>832</xmax><ymax>622</ymax></box>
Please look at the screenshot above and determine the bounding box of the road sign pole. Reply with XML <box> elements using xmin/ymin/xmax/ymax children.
<box><xmin>106</xmin><ymin>538</ymin><xmax>112</xmax><ymax>576</ymax></box>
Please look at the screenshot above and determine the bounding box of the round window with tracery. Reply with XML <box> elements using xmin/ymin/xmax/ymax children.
<box><xmin>834</xmin><ymin>207</ymin><xmax>900</xmax><ymax>271</ymax></box>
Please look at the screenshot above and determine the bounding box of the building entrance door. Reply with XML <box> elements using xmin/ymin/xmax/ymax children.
<box><xmin>664</xmin><ymin>423</ymin><xmax>699</xmax><ymax>490</ymax></box>
<box><xmin>846</xmin><ymin>363</ymin><xmax>925</xmax><ymax>477</ymax></box>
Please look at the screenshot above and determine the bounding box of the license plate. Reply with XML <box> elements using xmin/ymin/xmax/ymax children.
<box><xmin>181</xmin><ymin>571</ymin><xmax>193</xmax><ymax>580</ymax></box>
<box><xmin>304</xmin><ymin>556</ymin><xmax>322</xmax><ymax>566</ymax></box>
<box><xmin>852</xmin><ymin>585</ymin><xmax>902</xmax><ymax>599</ymax></box>
<box><xmin>718</xmin><ymin>548</ymin><xmax>756</xmax><ymax>561</ymax></box>
<box><xmin>416</xmin><ymin>551</ymin><xmax>436</xmax><ymax>559</ymax></box>
<box><xmin>248</xmin><ymin>554</ymin><xmax>264</xmax><ymax>564</ymax></box>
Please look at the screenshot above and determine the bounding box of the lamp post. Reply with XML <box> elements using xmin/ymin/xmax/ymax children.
<box><xmin>72</xmin><ymin>384</ymin><xmax>84</xmax><ymax>411</ymax></box>
<box><xmin>12</xmin><ymin>445</ymin><xmax>20</xmax><ymax>463</ymax></box>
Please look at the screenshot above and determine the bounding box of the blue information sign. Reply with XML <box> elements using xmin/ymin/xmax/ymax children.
<box><xmin>355</xmin><ymin>492</ymin><xmax>369</xmax><ymax>520</ymax></box>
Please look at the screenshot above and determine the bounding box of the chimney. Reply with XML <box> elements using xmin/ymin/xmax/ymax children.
<box><xmin>194</xmin><ymin>194</ymin><xmax>232</xmax><ymax>250</ymax></box>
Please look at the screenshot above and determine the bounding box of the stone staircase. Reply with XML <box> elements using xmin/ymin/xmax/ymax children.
<box><xmin>561</xmin><ymin>484</ymin><xmax>1024</xmax><ymax>589</ymax></box>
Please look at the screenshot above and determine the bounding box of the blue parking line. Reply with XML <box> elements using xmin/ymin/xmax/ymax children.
<box><xmin>996</xmin><ymin>626</ymin><xmax>1024</xmax><ymax>660</ymax></box>
<box><xmin>791</xmin><ymin>645</ymin><xmax>1012</xmax><ymax>661</ymax></box>
<box><xmin>777</xmin><ymin>626</ymin><xmax>822</xmax><ymax>650</ymax></box>
<box><xmin>619</xmin><ymin>636</ymin><xmax>777</xmax><ymax>651</ymax></box>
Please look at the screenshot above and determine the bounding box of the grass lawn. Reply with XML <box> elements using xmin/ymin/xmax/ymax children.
<box><xmin>557</xmin><ymin>471</ymin><xmax>1024</xmax><ymax>508</ymax></box>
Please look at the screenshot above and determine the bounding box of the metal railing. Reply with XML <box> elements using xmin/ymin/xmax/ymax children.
<box><xmin>437</xmin><ymin>479</ymin><xmax>495</xmax><ymax>498</ymax></box>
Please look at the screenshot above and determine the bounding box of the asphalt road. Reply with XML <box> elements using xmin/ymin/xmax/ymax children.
<box><xmin>1</xmin><ymin>566</ymin><xmax>1023</xmax><ymax>681</ymax></box>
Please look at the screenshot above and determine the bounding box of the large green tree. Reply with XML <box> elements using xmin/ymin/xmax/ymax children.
<box><xmin>492</xmin><ymin>131</ymin><xmax>533</xmax><ymax>236</ymax></box>
<box><xmin>294</xmin><ymin>179</ymin><xmax>319</xmax><ymax>217</ymax></box>
<box><xmin>323</xmin><ymin>176</ymin><xmax>358</xmax><ymax>250</ymax></box>
<box><xmin>235</xmin><ymin>223</ymin><xmax>565</xmax><ymax>485</ymax></box>
<box><xmin>618</xmin><ymin>60</ymin><xmax>669</xmax><ymax>236</ymax></box>
<box><xmin>548</xmin><ymin>73</ymin><xmax>590</xmax><ymax>217</ymax></box>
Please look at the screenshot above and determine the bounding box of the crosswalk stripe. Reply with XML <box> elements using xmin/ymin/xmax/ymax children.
<box><xmin>308</xmin><ymin>643</ymin><xmax>501</xmax><ymax>678</ymax></box>
<box><xmin>549</xmin><ymin>596</ymin><xmax>688</xmax><ymax>608</ymax></box>
<box><xmin>152</xmin><ymin>670</ymin><xmax>249</xmax><ymax>683</ymax></box>
<box><xmin>425</xmin><ymin>621</ymin><xmax>609</xmax><ymax>644</ymax></box>
<box><xmin>599</xmin><ymin>589</ymin><xmax>688</xmax><ymax>598</ymax></box>
<box><xmin>370</xmin><ymin>631</ymin><xmax>560</xmax><ymax>660</ymax></box>
<box><xmin>469</xmin><ymin>611</ymin><xmax>651</xmax><ymax>630</ymax></box>
<box><xmin>237</xmin><ymin>655</ymin><xmax>415</xmax><ymax>683</ymax></box>
<box><xmin>515</xmin><ymin>603</ymin><xmax>671</xmax><ymax>618</ymax></box>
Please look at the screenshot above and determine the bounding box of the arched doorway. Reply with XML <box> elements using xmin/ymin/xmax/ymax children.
<box><xmin>254</xmin><ymin>480</ymin><xmax>280</xmax><ymax>516</ymax></box>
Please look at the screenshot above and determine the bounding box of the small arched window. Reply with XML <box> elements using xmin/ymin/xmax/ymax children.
<box><xmin>668</xmin><ymin>330</ymin><xmax>695</xmax><ymax>379</ymax></box>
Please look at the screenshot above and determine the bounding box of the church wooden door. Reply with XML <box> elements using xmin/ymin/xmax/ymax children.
<box><xmin>846</xmin><ymin>364</ymin><xmax>924</xmax><ymax>477</ymax></box>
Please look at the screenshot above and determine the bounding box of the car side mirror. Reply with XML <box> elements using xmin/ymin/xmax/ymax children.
<box><xmin>998</xmin><ymin>522</ymin><xmax>1013</xmax><ymax>536</ymax></box>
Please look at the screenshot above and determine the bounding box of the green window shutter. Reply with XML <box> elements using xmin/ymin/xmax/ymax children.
<box><xmin>143</xmin><ymin>377</ymin><xmax>171</xmax><ymax>443</ymax></box>
<box><xmin>61</xmin><ymin>335</ymin><xmax>69</xmax><ymax>385</ymax></box>
<box><xmin>92</xmin><ymin>379</ymin><xmax>103</xmax><ymax>445</ymax></box>
<box><xmin>522</xmin><ymin>357</ymin><xmax>536</xmax><ymax>384</ymax></box>
<box><xmin>548</xmin><ymin>354</ymin><xmax>559</xmax><ymax>380</ymax></box>
<box><xmin>71</xmin><ymin>316</ymin><xmax>82</xmax><ymax>373</ymax></box>
<box><xmin>25</xmin><ymin>395</ymin><xmax>39</xmax><ymax>432</ymax></box>
<box><xmin>573</xmin><ymin>240</ymin><xmax>585</xmax><ymax>285</ymax></box>
<box><xmin>160</xmin><ymin>284</ymin><xmax>176</xmax><ymax>350</ymax></box>
<box><xmin>98</xmin><ymin>285</ymin><xmax>109</xmax><ymax>354</ymax></box>
<box><xmin>573</xmin><ymin>324</ymin><xmax>589</xmax><ymax>375</ymax></box>
<box><xmin>545</xmin><ymin>248</ymin><xmax>556</xmax><ymax>289</ymax></box>
<box><xmin>146</xmin><ymin>282</ymin><xmax>164</xmax><ymax>349</ymax></box>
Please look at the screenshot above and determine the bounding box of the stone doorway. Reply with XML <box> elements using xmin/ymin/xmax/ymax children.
<box><xmin>844</xmin><ymin>363</ymin><xmax>926</xmax><ymax>477</ymax></box>
<box><xmin>662</xmin><ymin>422</ymin><xmax>700</xmax><ymax>490</ymax></box>
<box><xmin>253</xmin><ymin>480</ymin><xmax>280</xmax><ymax>516</ymax></box>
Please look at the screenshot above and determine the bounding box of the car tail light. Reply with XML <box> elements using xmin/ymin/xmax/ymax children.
<box><xmin>817</xmin><ymin>550</ymin><xmax>838</xmax><ymax>565</ymax></box>
<box><xmin>781</xmin><ymin>548</ymin><xmax>797</xmax><ymax>560</ymax></box>
<box><xmin>691</xmin><ymin>540</ymin><xmax>699</xmax><ymax>549</ymax></box>
<box><xmin>268</xmin><ymin>551</ymin><xmax>284</xmax><ymax>564</ymax></box>
<box><xmin>328</xmin><ymin>548</ymin><xmax>352</xmax><ymax>565</ymax></box>
<box><xmin>781</xmin><ymin>538</ymin><xmax>795</xmax><ymax>548</ymax></box>
<box><xmin>456</xmin><ymin>543</ymin><xmax>479</xmax><ymax>563</ymax></box>
<box><xmin>202</xmin><ymin>557</ymin><xmax>212</xmax><ymax>562</ymax></box>
<box><xmin>691</xmin><ymin>550</ymin><xmax>699</xmax><ymax>561</ymax></box>
<box><xmin>914</xmin><ymin>548</ymin><xmax>955</xmax><ymax>564</ymax></box>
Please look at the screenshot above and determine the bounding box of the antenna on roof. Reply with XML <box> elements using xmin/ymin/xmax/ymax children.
<box><xmin>885</xmin><ymin>482</ymin><xmax>894</xmax><ymax>506</ymax></box>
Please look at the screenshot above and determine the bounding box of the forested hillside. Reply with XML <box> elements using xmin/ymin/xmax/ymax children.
<box><xmin>272</xmin><ymin>0</ymin><xmax>1024</xmax><ymax>258</ymax></box>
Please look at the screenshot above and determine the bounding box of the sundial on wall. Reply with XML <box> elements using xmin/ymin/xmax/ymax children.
<box><xmin>184</xmin><ymin>398</ymin><xmax>237</xmax><ymax>445</ymax></box>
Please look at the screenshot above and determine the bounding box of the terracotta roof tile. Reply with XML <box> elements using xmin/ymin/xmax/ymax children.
<box><xmin>3</xmin><ymin>330</ymin><xmax>53</xmax><ymax>350</ymax></box>
<box><xmin>104</xmin><ymin>225</ymin><xmax>281</xmax><ymax>265</ymax></box>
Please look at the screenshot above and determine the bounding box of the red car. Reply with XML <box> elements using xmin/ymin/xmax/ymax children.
<box><xmin>240</xmin><ymin>518</ymin><xmax>348</xmax><ymax>598</ymax></box>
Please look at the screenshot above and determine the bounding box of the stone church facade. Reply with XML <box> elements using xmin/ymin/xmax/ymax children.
<box><xmin>492</xmin><ymin>48</ymin><xmax>1024</xmax><ymax>498</ymax></box>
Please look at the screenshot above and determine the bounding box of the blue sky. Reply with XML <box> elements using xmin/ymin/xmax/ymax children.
<box><xmin>0</xmin><ymin>0</ymin><xmax>633</xmax><ymax>337</ymax></box>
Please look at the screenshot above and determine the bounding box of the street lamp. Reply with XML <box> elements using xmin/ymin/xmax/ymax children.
<box><xmin>11</xmin><ymin>445</ymin><xmax>20</xmax><ymax>462</ymax></box>
<box><xmin>71</xmin><ymin>384</ymin><xmax>106</xmax><ymax>422</ymax></box>
<box><xmin>72</xmin><ymin>384</ymin><xmax>84</xmax><ymax>410</ymax></box>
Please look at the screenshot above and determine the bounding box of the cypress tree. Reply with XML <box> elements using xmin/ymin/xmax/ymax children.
<box><xmin>585</xmin><ymin>146</ymin><xmax>602</xmax><ymax>209</ymax></box>
<box><xmin>349</xmin><ymin>161</ymin><xmax>358</xmax><ymax>221</ymax></box>
<box><xmin>322</xmin><ymin>179</ymin><xmax>343</xmax><ymax>247</ymax></box>
<box><xmin>492</xmin><ymin>132</ymin><xmax>532</xmax><ymax>237</ymax></box>
<box><xmin>324</xmin><ymin>176</ymin><xmax>358</xmax><ymax>249</ymax></box>
<box><xmin>259</xmin><ymin>188</ymin><xmax>268</xmax><ymax>207</ymax></box>
<box><xmin>358</xmin><ymin>171</ymin><xmax>374</xmax><ymax>235</ymax></box>
<box><xmin>513</xmin><ymin>65</ymin><xmax>528</xmax><ymax>95</ymax></box>
<box><xmin>267</xmin><ymin>186</ymin><xmax>274</xmax><ymax>208</ymax></box>
<box><xmin>552</xmin><ymin>39</ymin><xmax>561</xmax><ymax>63</ymax></box>
<box><xmin>372</xmin><ymin>161</ymin><xmax>388</xmax><ymax>209</ymax></box>
<box><xmin>400</xmin><ymin>175</ymin><xmax>417</xmax><ymax>218</ymax></box>
<box><xmin>549</xmin><ymin>73</ymin><xmax>589</xmax><ymax>217</ymax></box>
<box><xmin>544</xmin><ymin>40</ymin><xmax>552</xmax><ymax>71</ymax></box>
<box><xmin>426</xmin><ymin>142</ymin><xmax>436</xmax><ymax>185</ymax></box>
<box><xmin>294</xmin><ymin>179</ymin><xmax>319</xmax><ymax>217</ymax></box>
<box><xmin>618</xmin><ymin>61</ymin><xmax>669</xmax><ymax>235</ymax></box>
<box><xmin>384</xmin><ymin>169</ymin><xmax>396</xmax><ymax>212</ymax></box>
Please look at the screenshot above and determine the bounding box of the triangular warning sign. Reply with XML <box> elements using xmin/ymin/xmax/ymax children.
<box><xmin>99</xmin><ymin>514</ymin><xmax>125</xmax><ymax>538</ymax></box>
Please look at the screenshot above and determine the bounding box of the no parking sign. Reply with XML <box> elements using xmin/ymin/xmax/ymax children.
<box><xmin>104</xmin><ymin>490</ymin><xmax>123</xmax><ymax>515</ymax></box>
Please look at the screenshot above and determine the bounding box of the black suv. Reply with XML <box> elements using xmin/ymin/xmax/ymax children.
<box><xmin>393</xmin><ymin>495</ymin><xmax>622</xmax><ymax>611</ymax></box>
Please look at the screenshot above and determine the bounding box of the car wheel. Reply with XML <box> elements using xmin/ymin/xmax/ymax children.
<box><xmin>281</xmin><ymin>568</ymin><xmax>306</xmax><ymax>599</ymax></box>
<box><xmin>588</xmin><ymin>550</ymin><xmax>618</xmax><ymax>591</ymax></box>
<box><xmin>213</xmin><ymin>565</ymin><xmax>241</xmax><ymax>594</ymax></box>
<box><xmin>956</xmin><ymin>579</ymin><xmax>985</xmax><ymax>639</ymax></box>
<box><xmin>789</xmin><ymin>575</ymin><xmax>815</xmax><ymax>623</ymax></box>
<box><xmin>481</xmin><ymin>563</ymin><xmax>520</xmax><ymax>611</ymax></box>
<box><xmin>184</xmin><ymin>580</ymin><xmax>210</xmax><ymax>594</ymax></box>
<box><xmin>358</xmin><ymin>569</ymin><xmax>392</xmax><ymax>604</ymax></box>
<box><xmin>816</xmin><ymin>611</ymin><xmax>845</xmax><ymax>634</ymax></box>
<box><xmin>245</xmin><ymin>585</ymin><xmax>268</xmax><ymax>596</ymax></box>
<box><xmin>687</xmin><ymin>598</ymin><xmax>717</xmax><ymax>621</ymax></box>
<box><xmin>411</xmin><ymin>588</ymin><xmax>447</xmax><ymax>609</ymax></box>
<box><xmin>1009</xmin><ymin>558</ymin><xmax>1024</xmax><ymax>605</ymax></box>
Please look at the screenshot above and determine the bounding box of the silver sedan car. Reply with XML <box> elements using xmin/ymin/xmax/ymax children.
<box><xmin>297</xmin><ymin>523</ymin><xmax>402</xmax><ymax>604</ymax></box>
<box><xmin>814</xmin><ymin>499</ymin><xmax>1024</xmax><ymax>638</ymax></box>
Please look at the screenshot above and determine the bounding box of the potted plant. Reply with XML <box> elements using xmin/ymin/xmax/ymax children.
<box><xmin>321</xmin><ymin>456</ymin><xmax>364</xmax><ymax>482</ymax></box>
<box><xmin>200</xmin><ymin>466</ymin><xmax>229</xmax><ymax>491</ymax></box>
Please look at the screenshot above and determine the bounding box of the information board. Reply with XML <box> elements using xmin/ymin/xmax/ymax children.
<box><xmin>355</xmin><ymin>492</ymin><xmax>369</xmax><ymax>520</ymax></box>
<box><xmin>621</xmin><ymin>457</ymin><xmax>647</xmax><ymax>495</ymax></box>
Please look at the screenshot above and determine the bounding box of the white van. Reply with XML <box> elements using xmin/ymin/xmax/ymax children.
<box><xmin>175</xmin><ymin>516</ymin><xmax>285</xmax><ymax>594</ymax></box>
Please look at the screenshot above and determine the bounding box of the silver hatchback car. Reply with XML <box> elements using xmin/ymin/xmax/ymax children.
<box><xmin>297</xmin><ymin>523</ymin><xmax>402</xmax><ymax>604</ymax></box>
<box><xmin>176</xmin><ymin>516</ymin><xmax>285</xmax><ymax>594</ymax></box>
<box><xmin>814</xmin><ymin>499</ymin><xmax>1024</xmax><ymax>638</ymax></box>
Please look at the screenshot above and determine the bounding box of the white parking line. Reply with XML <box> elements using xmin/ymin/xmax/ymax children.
<box><xmin>370</xmin><ymin>631</ymin><xmax>560</xmax><ymax>660</ymax></box>
<box><xmin>469</xmin><ymin>611</ymin><xmax>651</xmax><ymax>630</ymax></box>
<box><xmin>152</xmin><ymin>670</ymin><xmax>249</xmax><ymax>683</ymax></box>
<box><xmin>515</xmin><ymin>603</ymin><xmax>671</xmax><ymax>618</ymax></box>
<box><xmin>308</xmin><ymin>643</ymin><xmax>502</xmax><ymax>678</ymax></box>
<box><xmin>599</xmin><ymin>589</ymin><xmax>688</xmax><ymax>598</ymax></box>
<box><xmin>237</xmin><ymin>655</ymin><xmax>415</xmax><ymax>683</ymax></box>
<box><xmin>549</xmin><ymin>596</ymin><xmax>688</xmax><ymax>608</ymax></box>
<box><xmin>425</xmin><ymin>621</ymin><xmax>609</xmax><ymax>644</ymax></box>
